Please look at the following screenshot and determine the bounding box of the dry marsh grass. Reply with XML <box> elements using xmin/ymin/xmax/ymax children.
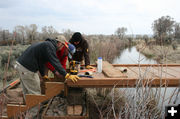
<box><xmin>86</xmin><ymin>35</ymin><xmax>129</xmax><ymax>64</ymax></box>
<box><xmin>136</xmin><ymin>43</ymin><xmax>180</xmax><ymax>63</ymax></box>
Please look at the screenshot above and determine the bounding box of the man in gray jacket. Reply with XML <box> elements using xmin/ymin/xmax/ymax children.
<box><xmin>15</xmin><ymin>35</ymin><xmax>79</xmax><ymax>100</ymax></box>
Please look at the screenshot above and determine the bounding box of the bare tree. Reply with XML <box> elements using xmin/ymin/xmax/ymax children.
<box><xmin>62</xmin><ymin>29</ymin><xmax>74</xmax><ymax>40</ymax></box>
<box><xmin>14</xmin><ymin>25</ymin><xmax>27</xmax><ymax>44</ymax></box>
<box><xmin>41</xmin><ymin>26</ymin><xmax>59</xmax><ymax>39</ymax></box>
<box><xmin>0</xmin><ymin>30</ymin><xmax>13</xmax><ymax>45</ymax></box>
<box><xmin>115</xmin><ymin>27</ymin><xmax>127</xmax><ymax>40</ymax></box>
<box><xmin>25</xmin><ymin>24</ymin><xmax>38</xmax><ymax>43</ymax></box>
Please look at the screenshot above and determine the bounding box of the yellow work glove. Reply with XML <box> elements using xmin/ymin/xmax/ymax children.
<box><xmin>65</xmin><ymin>73</ymin><xmax>79</xmax><ymax>83</ymax></box>
<box><xmin>43</xmin><ymin>75</ymin><xmax>50</xmax><ymax>80</ymax></box>
<box><xmin>85</xmin><ymin>65</ymin><xmax>94</xmax><ymax>69</ymax></box>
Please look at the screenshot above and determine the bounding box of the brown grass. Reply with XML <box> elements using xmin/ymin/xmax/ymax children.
<box><xmin>86</xmin><ymin>35</ymin><xmax>129</xmax><ymax>64</ymax></box>
<box><xmin>136</xmin><ymin>43</ymin><xmax>180</xmax><ymax>64</ymax></box>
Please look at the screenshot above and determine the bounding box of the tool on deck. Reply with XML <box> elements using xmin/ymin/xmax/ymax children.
<box><xmin>69</xmin><ymin>60</ymin><xmax>80</xmax><ymax>75</ymax></box>
<box><xmin>78</xmin><ymin>70</ymin><xmax>94</xmax><ymax>78</ymax></box>
<box><xmin>0</xmin><ymin>79</ymin><xmax>20</xmax><ymax>94</ymax></box>
<box><xmin>78</xmin><ymin>74</ymin><xmax>93</xmax><ymax>78</ymax></box>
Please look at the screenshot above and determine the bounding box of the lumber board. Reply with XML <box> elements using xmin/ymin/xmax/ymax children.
<box><xmin>74</xmin><ymin>105</ymin><xmax>83</xmax><ymax>115</ymax></box>
<box><xmin>67</xmin><ymin>105</ymin><xmax>74</xmax><ymax>115</ymax></box>
<box><xmin>83</xmin><ymin>64</ymin><xmax>180</xmax><ymax>67</ymax></box>
<box><xmin>7</xmin><ymin>104</ymin><xmax>26</xmax><ymax>117</ymax></box>
<box><xmin>26</xmin><ymin>95</ymin><xmax>46</xmax><ymax>106</ymax></box>
<box><xmin>45</xmin><ymin>82</ymin><xmax>64</xmax><ymax>96</ymax></box>
<box><xmin>102</xmin><ymin>61</ymin><xmax>127</xmax><ymax>78</ymax></box>
<box><xmin>66</xmin><ymin>78</ymin><xmax>180</xmax><ymax>87</ymax></box>
<box><xmin>113</xmin><ymin>64</ymin><xmax>180</xmax><ymax>67</ymax></box>
<box><xmin>67</xmin><ymin>105</ymin><xmax>83</xmax><ymax>116</ymax></box>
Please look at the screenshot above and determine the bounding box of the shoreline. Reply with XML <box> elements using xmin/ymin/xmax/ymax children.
<box><xmin>136</xmin><ymin>44</ymin><xmax>180</xmax><ymax>64</ymax></box>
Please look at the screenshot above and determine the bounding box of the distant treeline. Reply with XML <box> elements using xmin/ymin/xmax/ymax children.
<box><xmin>0</xmin><ymin>15</ymin><xmax>180</xmax><ymax>46</ymax></box>
<box><xmin>0</xmin><ymin>24</ymin><xmax>133</xmax><ymax>46</ymax></box>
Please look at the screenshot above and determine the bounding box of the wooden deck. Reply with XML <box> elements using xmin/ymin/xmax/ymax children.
<box><xmin>2</xmin><ymin>63</ymin><xmax>180</xmax><ymax>119</ymax></box>
<box><xmin>67</xmin><ymin>64</ymin><xmax>180</xmax><ymax>88</ymax></box>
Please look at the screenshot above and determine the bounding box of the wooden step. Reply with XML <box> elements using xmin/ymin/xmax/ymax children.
<box><xmin>7</xmin><ymin>82</ymin><xmax>64</xmax><ymax>118</ymax></box>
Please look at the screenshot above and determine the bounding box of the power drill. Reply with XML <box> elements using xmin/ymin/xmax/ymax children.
<box><xmin>69</xmin><ymin>60</ymin><xmax>80</xmax><ymax>75</ymax></box>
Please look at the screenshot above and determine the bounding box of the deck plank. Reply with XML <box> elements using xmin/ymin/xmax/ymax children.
<box><xmin>152</xmin><ymin>66</ymin><xmax>178</xmax><ymax>78</ymax></box>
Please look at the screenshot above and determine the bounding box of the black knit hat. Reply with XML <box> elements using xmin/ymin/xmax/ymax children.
<box><xmin>72</xmin><ymin>32</ymin><xmax>82</xmax><ymax>42</ymax></box>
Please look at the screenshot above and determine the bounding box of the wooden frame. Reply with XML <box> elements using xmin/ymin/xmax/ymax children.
<box><xmin>66</xmin><ymin>78</ymin><xmax>180</xmax><ymax>87</ymax></box>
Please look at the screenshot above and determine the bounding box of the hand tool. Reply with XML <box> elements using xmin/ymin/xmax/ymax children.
<box><xmin>78</xmin><ymin>74</ymin><xmax>93</xmax><ymax>78</ymax></box>
<box><xmin>69</xmin><ymin>60</ymin><xmax>80</xmax><ymax>75</ymax></box>
<box><xmin>0</xmin><ymin>79</ymin><xmax>20</xmax><ymax>94</ymax></box>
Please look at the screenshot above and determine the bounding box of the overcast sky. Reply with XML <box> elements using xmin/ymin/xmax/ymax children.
<box><xmin>0</xmin><ymin>0</ymin><xmax>179</xmax><ymax>35</ymax></box>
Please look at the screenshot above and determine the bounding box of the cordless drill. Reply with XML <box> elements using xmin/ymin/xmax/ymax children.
<box><xmin>69</xmin><ymin>60</ymin><xmax>80</xmax><ymax>75</ymax></box>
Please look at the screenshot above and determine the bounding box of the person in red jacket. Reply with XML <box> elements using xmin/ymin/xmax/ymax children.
<box><xmin>45</xmin><ymin>41</ymin><xmax>76</xmax><ymax>78</ymax></box>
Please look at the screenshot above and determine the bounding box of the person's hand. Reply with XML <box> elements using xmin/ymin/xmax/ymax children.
<box><xmin>43</xmin><ymin>75</ymin><xmax>51</xmax><ymax>81</ymax></box>
<box><xmin>65</xmin><ymin>73</ymin><xmax>79</xmax><ymax>83</ymax></box>
<box><xmin>85</xmin><ymin>65</ymin><xmax>94</xmax><ymax>69</ymax></box>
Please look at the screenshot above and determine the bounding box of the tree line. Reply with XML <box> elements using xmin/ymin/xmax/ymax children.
<box><xmin>0</xmin><ymin>25</ymin><xmax>75</xmax><ymax>45</ymax></box>
<box><xmin>0</xmin><ymin>15</ymin><xmax>180</xmax><ymax>46</ymax></box>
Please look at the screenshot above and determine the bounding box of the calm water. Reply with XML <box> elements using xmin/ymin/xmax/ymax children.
<box><xmin>113</xmin><ymin>46</ymin><xmax>157</xmax><ymax>64</ymax></box>
<box><xmin>113</xmin><ymin>46</ymin><xmax>180</xmax><ymax>109</ymax></box>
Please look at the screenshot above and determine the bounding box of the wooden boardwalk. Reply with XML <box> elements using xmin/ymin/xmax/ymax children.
<box><xmin>67</xmin><ymin>64</ymin><xmax>180</xmax><ymax>88</ymax></box>
<box><xmin>2</xmin><ymin>63</ymin><xmax>180</xmax><ymax>118</ymax></box>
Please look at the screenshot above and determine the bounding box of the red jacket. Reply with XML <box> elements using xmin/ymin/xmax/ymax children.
<box><xmin>46</xmin><ymin>46</ymin><xmax>68</xmax><ymax>71</ymax></box>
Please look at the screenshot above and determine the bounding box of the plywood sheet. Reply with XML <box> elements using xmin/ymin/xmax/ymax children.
<box><xmin>102</xmin><ymin>61</ymin><xmax>127</xmax><ymax>78</ymax></box>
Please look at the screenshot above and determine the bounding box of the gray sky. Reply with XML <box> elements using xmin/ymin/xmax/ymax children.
<box><xmin>0</xmin><ymin>0</ymin><xmax>179</xmax><ymax>35</ymax></box>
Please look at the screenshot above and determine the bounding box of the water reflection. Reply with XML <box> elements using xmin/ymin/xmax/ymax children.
<box><xmin>113</xmin><ymin>46</ymin><xmax>157</xmax><ymax>64</ymax></box>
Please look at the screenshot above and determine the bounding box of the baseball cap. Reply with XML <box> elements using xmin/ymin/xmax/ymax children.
<box><xmin>56</xmin><ymin>35</ymin><xmax>68</xmax><ymax>45</ymax></box>
<box><xmin>68</xmin><ymin>44</ymin><xmax>76</xmax><ymax>59</ymax></box>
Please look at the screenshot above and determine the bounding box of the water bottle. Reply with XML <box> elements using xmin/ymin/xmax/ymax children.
<box><xmin>97</xmin><ymin>57</ymin><xmax>102</xmax><ymax>73</ymax></box>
